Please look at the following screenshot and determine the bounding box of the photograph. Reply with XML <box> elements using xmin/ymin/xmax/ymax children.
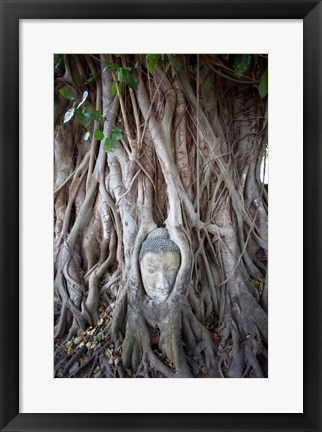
<box><xmin>1</xmin><ymin>0</ymin><xmax>321</xmax><ymax>429</ymax></box>
<box><xmin>53</xmin><ymin>53</ymin><xmax>268</xmax><ymax>378</ymax></box>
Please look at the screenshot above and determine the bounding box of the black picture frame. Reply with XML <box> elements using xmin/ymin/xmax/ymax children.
<box><xmin>1</xmin><ymin>1</ymin><xmax>321</xmax><ymax>431</ymax></box>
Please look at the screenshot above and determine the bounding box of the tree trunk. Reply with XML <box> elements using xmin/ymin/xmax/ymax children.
<box><xmin>54</xmin><ymin>53</ymin><xmax>268</xmax><ymax>378</ymax></box>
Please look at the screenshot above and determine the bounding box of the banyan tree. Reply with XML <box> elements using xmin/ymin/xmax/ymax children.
<box><xmin>54</xmin><ymin>54</ymin><xmax>268</xmax><ymax>378</ymax></box>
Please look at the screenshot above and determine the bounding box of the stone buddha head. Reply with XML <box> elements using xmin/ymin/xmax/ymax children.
<box><xmin>139</xmin><ymin>229</ymin><xmax>181</xmax><ymax>302</ymax></box>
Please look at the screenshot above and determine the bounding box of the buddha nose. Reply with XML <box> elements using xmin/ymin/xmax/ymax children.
<box><xmin>156</xmin><ymin>275</ymin><xmax>170</xmax><ymax>291</ymax></box>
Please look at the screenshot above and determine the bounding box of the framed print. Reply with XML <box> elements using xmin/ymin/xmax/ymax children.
<box><xmin>0</xmin><ymin>0</ymin><xmax>321</xmax><ymax>431</ymax></box>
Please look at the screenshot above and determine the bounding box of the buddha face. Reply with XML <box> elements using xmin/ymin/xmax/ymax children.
<box><xmin>140</xmin><ymin>251</ymin><xmax>181</xmax><ymax>302</ymax></box>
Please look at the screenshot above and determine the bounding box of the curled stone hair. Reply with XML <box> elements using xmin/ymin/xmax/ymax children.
<box><xmin>139</xmin><ymin>228</ymin><xmax>181</xmax><ymax>262</ymax></box>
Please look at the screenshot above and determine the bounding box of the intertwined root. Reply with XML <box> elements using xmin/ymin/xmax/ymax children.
<box><xmin>120</xmin><ymin>310</ymin><xmax>176</xmax><ymax>378</ymax></box>
<box><xmin>217</xmin><ymin>284</ymin><xmax>268</xmax><ymax>378</ymax></box>
<box><xmin>54</xmin><ymin>54</ymin><xmax>268</xmax><ymax>378</ymax></box>
<box><xmin>181</xmin><ymin>304</ymin><xmax>216</xmax><ymax>371</ymax></box>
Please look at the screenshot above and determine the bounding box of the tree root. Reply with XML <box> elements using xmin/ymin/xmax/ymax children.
<box><xmin>54</xmin><ymin>54</ymin><xmax>268</xmax><ymax>379</ymax></box>
<box><xmin>62</xmin><ymin>345</ymin><xmax>87</xmax><ymax>376</ymax></box>
<box><xmin>120</xmin><ymin>309</ymin><xmax>175</xmax><ymax>378</ymax></box>
<box><xmin>218</xmin><ymin>291</ymin><xmax>268</xmax><ymax>378</ymax></box>
<box><xmin>181</xmin><ymin>304</ymin><xmax>216</xmax><ymax>372</ymax></box>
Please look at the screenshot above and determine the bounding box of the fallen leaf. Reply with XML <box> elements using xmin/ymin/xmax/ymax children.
<box><xmin>105</xmin><ymin>349</ymin><xmax>113</xmax><ymax>358</ymax></box>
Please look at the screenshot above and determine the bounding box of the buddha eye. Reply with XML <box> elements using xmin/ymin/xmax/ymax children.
<box><xmin>148</xmin><ymin>268</ymin><xmax>155</xmax><ymax>274</ymax></box>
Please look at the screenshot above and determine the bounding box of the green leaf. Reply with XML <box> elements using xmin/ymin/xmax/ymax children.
<box><xmin>77</xmin><ymin>91</ymin><xmax>88</xmax><ymax>109</ymax></box>
<box><xmin>117</xmin><ymin>67</ymin><xmax>138</xmax><ymax>91</ymax></box>
<box><xmin>93</xmin><ymin>332</ymin><xmax>103</xmax><ymax>344</ymax></box>
<box><xmin>83</xmin><ymin>131</ymin><xmax>90</xmax><ymax>141</ymax></box>
<box><xmin>59</xmin><ymin>88</ymin><xmax>75</xmax><ymax>101</ymax></box>
<box><xmin>203</xmin><ymin>79</ymin><xmax>214</xmax><ymax>89</ymax></box>
<box><xmin>90</xmin><ymin>110</ymin><xmax>104</xmax><ymax>123</ymax></box>
<box><xmin>146</xmin><ymin>54</ymin><xmax>160</xmax><ymax>75</ymax></box>
<box><xmin>124</xmin><ymin>74</ymin><xmax>138</xmax><ymax>90</ymax></box>
<box><xmin>63</xmin><ymin>107</ymin><xmax>75</xmax><ymax>123</ymax></box>
<box><xmin>94</xmin><ymin>129</ymin><xmax>105</xmax><ymax>141</ymax></box>
<box><xmin>75</xmin><ymin>110</ymin><xmax>92</xmax><ymax>127</ymax></box>
<box><xmin>111</xmin><ymin>80</ymin><xmax>117</xmax><ymax>97</ymax></box>
<box><xmin>117</xmin><ymin>67</ymin><xmax>129</xmax><ymax>82</ymax></box>
<box><xmin>170</xmin><ymin>55</ymin><xmax>182</xmax><ymax>72</ymax></box>
<box><xmin>258</xmin><ymin>70</ymin><xmax>268</xmax><ymax>99</ymax></box>
<box><xmin>75</xmin><ymin>109</ymin><xmax>103</xmax><ymax>127</ymax></box>
<box><xmin>86</xmin><ymin>73</ymin><xmax>96</xmax><ymax>85</ymax></box>
<box><xmin>103</xmin><ymin>137</ymin><xmax>117</xmax><ymax>153</ymax></box>
<box><xmin>111</xmin><ymin>126</ymin><xmax>123</xmax><ymax>141</ymax></box>
<box><xmin>233</xmin><ymin>54</ymin><xmax>251</xmax><ymax>78</ymax></box>
<box><xmin>103</xmin><ymin>62</ymin><xmax>118</xmax><ymax>72</ymax></box>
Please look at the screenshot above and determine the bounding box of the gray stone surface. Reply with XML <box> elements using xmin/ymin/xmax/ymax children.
<box><xmin>139</xmin><ymin>229</ymin><xmax>181</xmax><ymax>302</ymax></box>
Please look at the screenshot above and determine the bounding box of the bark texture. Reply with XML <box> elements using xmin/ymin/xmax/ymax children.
<box><xmin>54</xmin><ymin>54</ymin><xmax>268</xmax><ymax>378</ymax></box>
